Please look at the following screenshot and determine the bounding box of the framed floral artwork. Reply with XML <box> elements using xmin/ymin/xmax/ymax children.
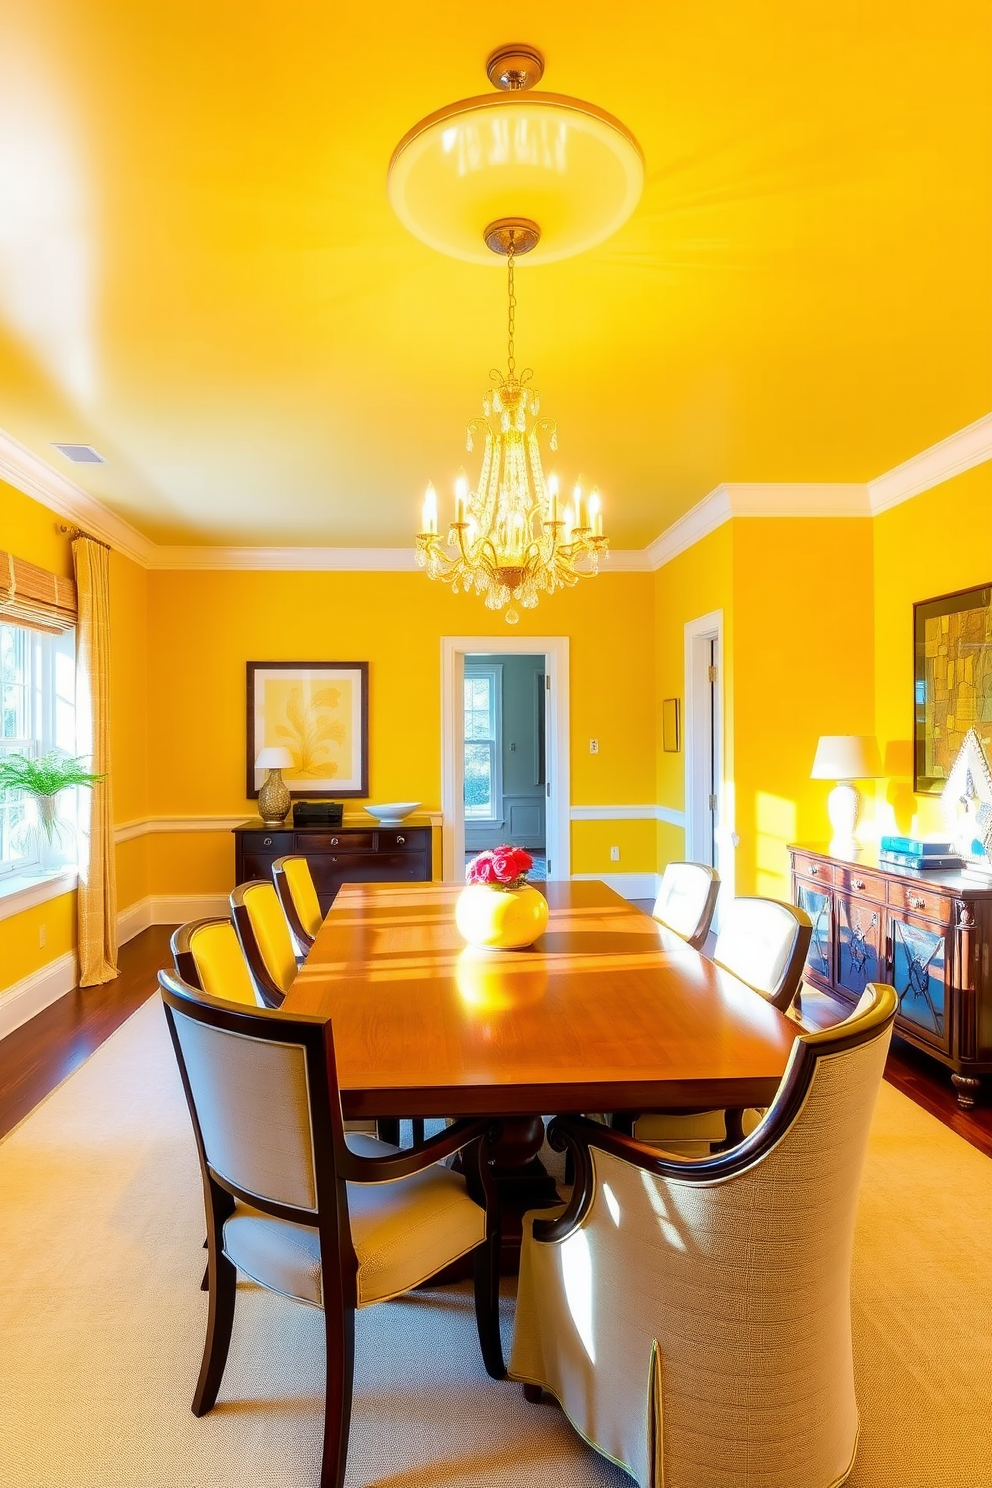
<box><xmin>246</xmin><ymin>661</ymin><xmax>369</xmax><ymax>799</ymax></box>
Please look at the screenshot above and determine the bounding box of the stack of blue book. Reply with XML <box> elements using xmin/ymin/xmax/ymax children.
<box><xmin>879</xmin><ymin>836</ymin><xmax>963</xmax><ymax>871</ymax></box>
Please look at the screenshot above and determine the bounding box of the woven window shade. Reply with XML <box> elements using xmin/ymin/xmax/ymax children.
<box><xmin>0</xmin><ymin>551</ymin><xmax>78</xmax><ymax>634</ymax></box>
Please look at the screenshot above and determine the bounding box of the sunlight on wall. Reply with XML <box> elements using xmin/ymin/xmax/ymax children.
<box><xmin>755</xmin><ymin>791</ymin><xmax>797</xmax><ymax>896</ymax></box>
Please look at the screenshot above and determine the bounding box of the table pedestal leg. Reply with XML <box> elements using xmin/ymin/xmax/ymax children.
<box><xmin>426</xmin><ymin>1115</ymin><xmax>561</xmax><ymax>1283</ymax></box>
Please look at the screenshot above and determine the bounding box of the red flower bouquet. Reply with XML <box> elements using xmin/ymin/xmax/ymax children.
<box><xmin>466</xmin><ymin>843</ymin><xmax>534</xmax><ymax>891</ymax></box>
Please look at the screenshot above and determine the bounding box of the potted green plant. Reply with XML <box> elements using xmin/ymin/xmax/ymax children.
<box><xmin>0</xmin><ymin>751</ymin><xmax>104</xmax><ymax>871</ymax></box>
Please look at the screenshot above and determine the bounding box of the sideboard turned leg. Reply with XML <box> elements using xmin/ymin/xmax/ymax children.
<box><xmin>951</xmin><ymin>1073</ymin><xmax>982</xmax><ymax>1109</ymax></box>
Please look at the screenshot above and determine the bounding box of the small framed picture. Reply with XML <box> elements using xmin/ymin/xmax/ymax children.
<box><xmin>662</xmin><ymin>697</ymin><xmax>681</xmax><ymax>753</ymax></box>
<box><xmin>246</xmin><ymin>661</ymin><xmax>369</xmax><ymax>799</ymax></box>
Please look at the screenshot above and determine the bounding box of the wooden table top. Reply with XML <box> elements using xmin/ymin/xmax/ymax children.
<box><xmin>285</xmin><ymin>879</ymin><xmax>798</xmax><ymax>1119</ymax></box>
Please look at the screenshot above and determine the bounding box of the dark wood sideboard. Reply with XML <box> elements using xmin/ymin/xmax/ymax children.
<box><xmin>789</xmin><ymin>844</ymin><xmax>992</xmax><ymax>1108</ymax></box>
<box><xmin>234</xmin><ymin>817</ymin><xmax>433</xmax><ymax>914</ymax></box>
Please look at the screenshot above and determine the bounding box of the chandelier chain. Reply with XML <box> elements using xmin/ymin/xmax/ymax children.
<box><xmin>507</xmin><ymin>240</ymin><xmax>516</xmax><ymax>376</ymax></box>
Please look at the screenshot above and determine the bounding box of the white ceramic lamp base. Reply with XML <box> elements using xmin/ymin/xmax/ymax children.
<box><xmin>827</xmin><ymin>780</ymin><xmax>862</xmax><ymax>858</ymax></box>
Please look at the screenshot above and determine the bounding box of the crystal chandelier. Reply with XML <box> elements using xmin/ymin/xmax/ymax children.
<box><xmin>415</xmin><ymin>223</ymin><xmax>609</xmax><ymax>624</ymax></box>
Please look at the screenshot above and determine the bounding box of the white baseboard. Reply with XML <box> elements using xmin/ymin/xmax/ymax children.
<box><xmin>0</xmin><ymin>894</ymin><xmax>232</xmax><ymax>1041</ymax></box>
<box><xmin>0</xmin><ymin>950</ymin><xmax>78</xmax><ymax>1039</ymax></box>
<box><xmin>118</xmin><ymin>893</ymin><xmax>230</xmax><ymax>937</ymax></box>
<box><xmin>571</xmin><ymin>871</ymin><xmax>661</xmax><ymax>900</ymax></box>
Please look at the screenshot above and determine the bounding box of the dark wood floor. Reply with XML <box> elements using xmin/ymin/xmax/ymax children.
<box><xmin>1</xmin><ymin>925</ymin><xmax>990</xmax><ymax>1157</ymax></box>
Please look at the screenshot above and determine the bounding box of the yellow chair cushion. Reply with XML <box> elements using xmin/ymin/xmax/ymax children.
<box><xmin>190</xmin><ymin>921</ymin><xmax>259</xmax><ymax>1006</ymax></box>
<box><xmin>283</xmin><ymin>856</ymin><xmax>323</xmax><ymax>941</ymax></box>
<box><xmin>245</xmin><ymin>882</ymin><xmax>298</xmax><ymax>995</ymax></box>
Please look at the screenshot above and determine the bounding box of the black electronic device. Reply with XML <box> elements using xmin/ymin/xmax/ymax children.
<box><xmin>293</xmin><ymin>800</ymin><xmax>344</xmax><ymax>827</ymax></box>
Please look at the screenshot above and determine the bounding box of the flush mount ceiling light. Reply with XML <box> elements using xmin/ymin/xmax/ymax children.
<box><xmin>387</xmin><ymin>44</ymin><xmax>644</xmax><ymax>265</ymax></box>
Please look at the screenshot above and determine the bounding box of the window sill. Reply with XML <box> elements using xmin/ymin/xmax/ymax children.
<box><xmin>0</xmin><ymin>868</ymin><xmax>78</xmax><ymax>922</ymax></box>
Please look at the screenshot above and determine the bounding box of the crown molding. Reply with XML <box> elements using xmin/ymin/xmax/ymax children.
<box><xmin>644</xmin><ymin>482</ymin><xmax>868</xmax><ymax>570</ymax></box>
<box><xmin>867</xmin><ymin>412</ymin><xmax>992</xmax><ymax>515</ymax></box>
<box><xmin>2</xmin><ymin>415</ymin><xmax>987</xmax><ymax>573</ymax></box>
<box><xmin>0</xmin><ymin>428</ymin><xmax>156</xmax><ymax>567</ymax></box>
<box><xmin>147</xmin><ymin>546</ymin><xmax>422</xmax><ymax>571</ymax></box>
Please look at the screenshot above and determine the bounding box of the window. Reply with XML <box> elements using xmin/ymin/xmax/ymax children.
<box><xmin>0</xmin><ymin>622</ymin><xmax>76</xmax><ymax>876</ymax></box>
<box><xmin>464</xmin><ymin>665</ymin><xmax>502</xmax><ymax>822</ymax></box>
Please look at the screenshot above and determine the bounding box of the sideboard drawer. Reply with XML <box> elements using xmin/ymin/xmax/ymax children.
<box><xmin>305</xmin><ymin>831</ymin><xmax>375</xmax><ymax>853</ymax></box>
<box><xmin>836</xmin><ymin>867</ymin><xmax>886</xmax><ymax>903</ymax></box>
<box><xmin>886</xmin><ymin>881</ymin><xmax>954</xmax><ymax>926</ymax></box>
<box><xmin>378</xmin><ymin>828</ymin><xmax>428</xmax><ymax>852</ymax></box>
<box><xmin>793</xmin><ymin>855</ymin><xmax>835</xmax><ymax>885</ymax></box>
<box><xmin>242</xmin><ymin>830</ymin><xmax>294</xmax><ymax>855</ymax></box>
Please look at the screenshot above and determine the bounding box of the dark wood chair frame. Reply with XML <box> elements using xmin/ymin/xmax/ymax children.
<box><xmin>159</xmin><ymin>969</ymin><xmax>506</xmax><ymax>1488</ymax></box>
<box><xmin>272</xmin><ymin>853</ymin><xmax>317</xmax><ymax>953</ymax></box>
<box><xmin>654</xmin><ymin>861</ymin><xmax>721</xmax><ymax>951</ymax></box>
<box><xmin>229</xmin><ymin>880</ymin><xmax>289</xmax><ymax>1008</ymax></box>
<box><xmin>525</xmin><ymin>981</ymin><xmax>896</xmax><ymax>1402</ymax></box>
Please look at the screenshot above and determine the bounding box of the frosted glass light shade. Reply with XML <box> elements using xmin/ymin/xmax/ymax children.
<box><xmin>388</xmin><ymin>93</ymin><xmax>644</xmax><ymax>265</ymax></box>
<box><xmin>255</xmin><ymin>746</ymin><xmax>294</xmax><ymax>770</ymax></box>
<box><xmin>810</xmin><ymin>735</ymin><xmax>882</xmax><ymax>782</ymax></box>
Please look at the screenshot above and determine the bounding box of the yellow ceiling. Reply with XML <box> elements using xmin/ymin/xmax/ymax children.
<box><xmin>0</xmin><ymin>1</ymin><xmax>989</xmax><ymax>548</ymax></box>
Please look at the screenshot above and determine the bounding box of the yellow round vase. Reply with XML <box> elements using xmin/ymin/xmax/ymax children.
<box><xmin>455</xmin><ymin>883</ymin><xmax>549</xmax><ymax>950</ymax></box>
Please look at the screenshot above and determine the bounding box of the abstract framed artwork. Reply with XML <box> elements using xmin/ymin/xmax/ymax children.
<box><xmin>246</xmin><ymin>661</ymin><xmax>369</xmax><ymax>799</ymax></box>
<box><xmin>914</xmin><ymin>583</ymin><xmax>992</xmax><ymax>795</ymax></box>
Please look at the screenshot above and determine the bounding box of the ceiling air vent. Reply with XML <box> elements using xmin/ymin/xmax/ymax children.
<box><xmin>51</xmin><ymin>443</ymin><xmax>106</xmax><ymax>464</ymax></box>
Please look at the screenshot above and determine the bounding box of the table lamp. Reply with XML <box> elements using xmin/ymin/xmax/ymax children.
<box><xmin>255</xmin><ymin>746</ymin><xmax>294</xmax><ymax>824</ymax></box>
<box><xmin>810</xmin><ymin>735</ymin><xmax>883</xmax><ymax>857</ymax></box>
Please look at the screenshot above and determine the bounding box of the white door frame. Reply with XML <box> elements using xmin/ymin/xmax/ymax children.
<box><xmin>684</xmin><ymin>610</ymin><xmax>734</xmax><ymax>912</ymax></box>
<box><xmin>441</xmin><ymin>635</ymin><xmax>570</xmax><ymax>882</ymax></box>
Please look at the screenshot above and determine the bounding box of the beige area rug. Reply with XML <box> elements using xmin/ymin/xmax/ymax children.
<box><xmin>0</xmin><ymin>998</ymin><xmax>989</xmax><ymax>1488</ymax></box>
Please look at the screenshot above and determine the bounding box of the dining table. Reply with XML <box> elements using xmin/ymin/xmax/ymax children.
<box><xmin>285</xmin><ymin>878</ymin><xmax>799</xmax><ymax>1257</ymax></box>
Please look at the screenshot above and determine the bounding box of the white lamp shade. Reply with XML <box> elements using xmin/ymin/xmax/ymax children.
<box><xmin>255</xmin><ymin>746</ymin><xmax>294</xmax><ymax>771</ymax></box>
<box><xmin>810</xmin><ymin>735</ymin><xmax>882</xmax><ymax>781</ymax></box>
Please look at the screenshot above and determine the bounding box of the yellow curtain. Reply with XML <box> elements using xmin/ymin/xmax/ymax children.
<box><xmin>72</xmin><ymin>537</ymin><xmax>119</xmax><ymax>986</ymax></box>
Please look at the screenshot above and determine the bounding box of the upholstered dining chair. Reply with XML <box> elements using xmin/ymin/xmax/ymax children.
<box><xmin>621</xmin><ymin>895</ymin><xmax>813</xmax><ymax>1154</ymax></box>
<box><xmin>711</xmin><ymin>894</ymin><xmax>812</xmax><ymax>1011</ymax></box>
<box><xmin>651</xmin><ymin>860</ymin><xmax>720</xmax><ymax>950</ymax></box>
<box><xmin>272</xmin><ymin>853</ymin><xmax>322</xmax><ymax>953</ymax></box>
<box><xmin>171</xmin><ymin>917</ymin><xmax>261</xmax><ymax>1006</ymax></box>
<box><xmin>512</xmin><ymin>981</ymin><xmax>897</xmax><ymax>1488</ymax></box>
<box><xmin>159</xmin><ymin>968</ymin><xmax>505</xmax><ymax>1488</ymax></box>
<box><xmin>229</xmin><ymin>880</ymin><xmax>298</xmax><ymax>1007</ymax></box>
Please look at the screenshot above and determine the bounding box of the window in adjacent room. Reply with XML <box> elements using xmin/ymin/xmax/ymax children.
<box><xmin>0</xmin><ymin>622</ymin><xmax>76</xmax><ymax>876</ymax></box>
<box><xmin>464</xmin><ymin>664</ymin><xmax>503</xmax><ymax>823</ymax></box>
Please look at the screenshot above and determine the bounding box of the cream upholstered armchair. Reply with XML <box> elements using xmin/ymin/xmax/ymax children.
<box><xmin>651</xmin><ymin>861</ymin><xmax>720</xmax><ymax>950</ymax></box>
<box><xmin>159</xmin><ymin>969</ymin><xmax>505</xmax><ymax>1488</ymax></box>
<box><xmin>511</xmin><ymin>982</ymin><xmax>896</xmax><ymax>1488</ymax></box>
<box><xmin>272</xmin><ymin>853</ymin><xmax>323</xmax><ymax>952</ymax></box>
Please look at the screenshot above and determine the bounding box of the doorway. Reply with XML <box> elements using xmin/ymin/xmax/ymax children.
<box><xmin>684</xmin><ymin>610</ymin><xmax>733</xmax><ymax>913</ymax></box>
<box><xmin>464</xmin><ymin>654</ymin><xmax>547</xmax><ymax>877</ymax></box>
<box><xmin>441</xmin><ymin>636</ymin><xmax>570</xmax><ymax>883</ymax></box>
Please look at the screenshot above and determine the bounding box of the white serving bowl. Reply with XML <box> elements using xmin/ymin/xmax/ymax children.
<box><xmin>364</xmin><ymin>801</ymin><xmax>421</xmax><ymax>824</ymax></box>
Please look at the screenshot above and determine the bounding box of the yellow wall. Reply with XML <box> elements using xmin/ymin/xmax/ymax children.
<box><xmin>0</xmin><ymin>480</ymin><xmax>149</xmax><ymax>995</ymax></box>
<box><xmin>145</xmin><ymin>568</ymin><xmax>658</xmax><ymax>890</ymax></box>
<box><xmin>872</xmin><ymin>462</ymin><xmax>992</xmax><ymax>838</ymax></box>
<box><xmin>733</xmin><ymin>519</ymin><xmax>875</xmax><ymax>896</ymax></box>
<box><xmin>3</xmin><ymin>456</ymin><xmax>992</xmax><ymax>1000</ymax></box>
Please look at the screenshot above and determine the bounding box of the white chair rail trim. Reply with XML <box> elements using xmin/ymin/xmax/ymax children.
<box><xmin>570</xmin><ymin>804</ymin><xmax>686</xmax><ymax>827</ymax></box>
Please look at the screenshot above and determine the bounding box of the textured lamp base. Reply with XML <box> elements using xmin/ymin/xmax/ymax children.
<box><xmin>258</xmin><ymin>768</ymin><xmax>291</xmax><ymax>824</ymax></box>
<box><xmin>827</xmin><ymin>780</ymin><xmax>861</xmax><ymax>858</ymax></box>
